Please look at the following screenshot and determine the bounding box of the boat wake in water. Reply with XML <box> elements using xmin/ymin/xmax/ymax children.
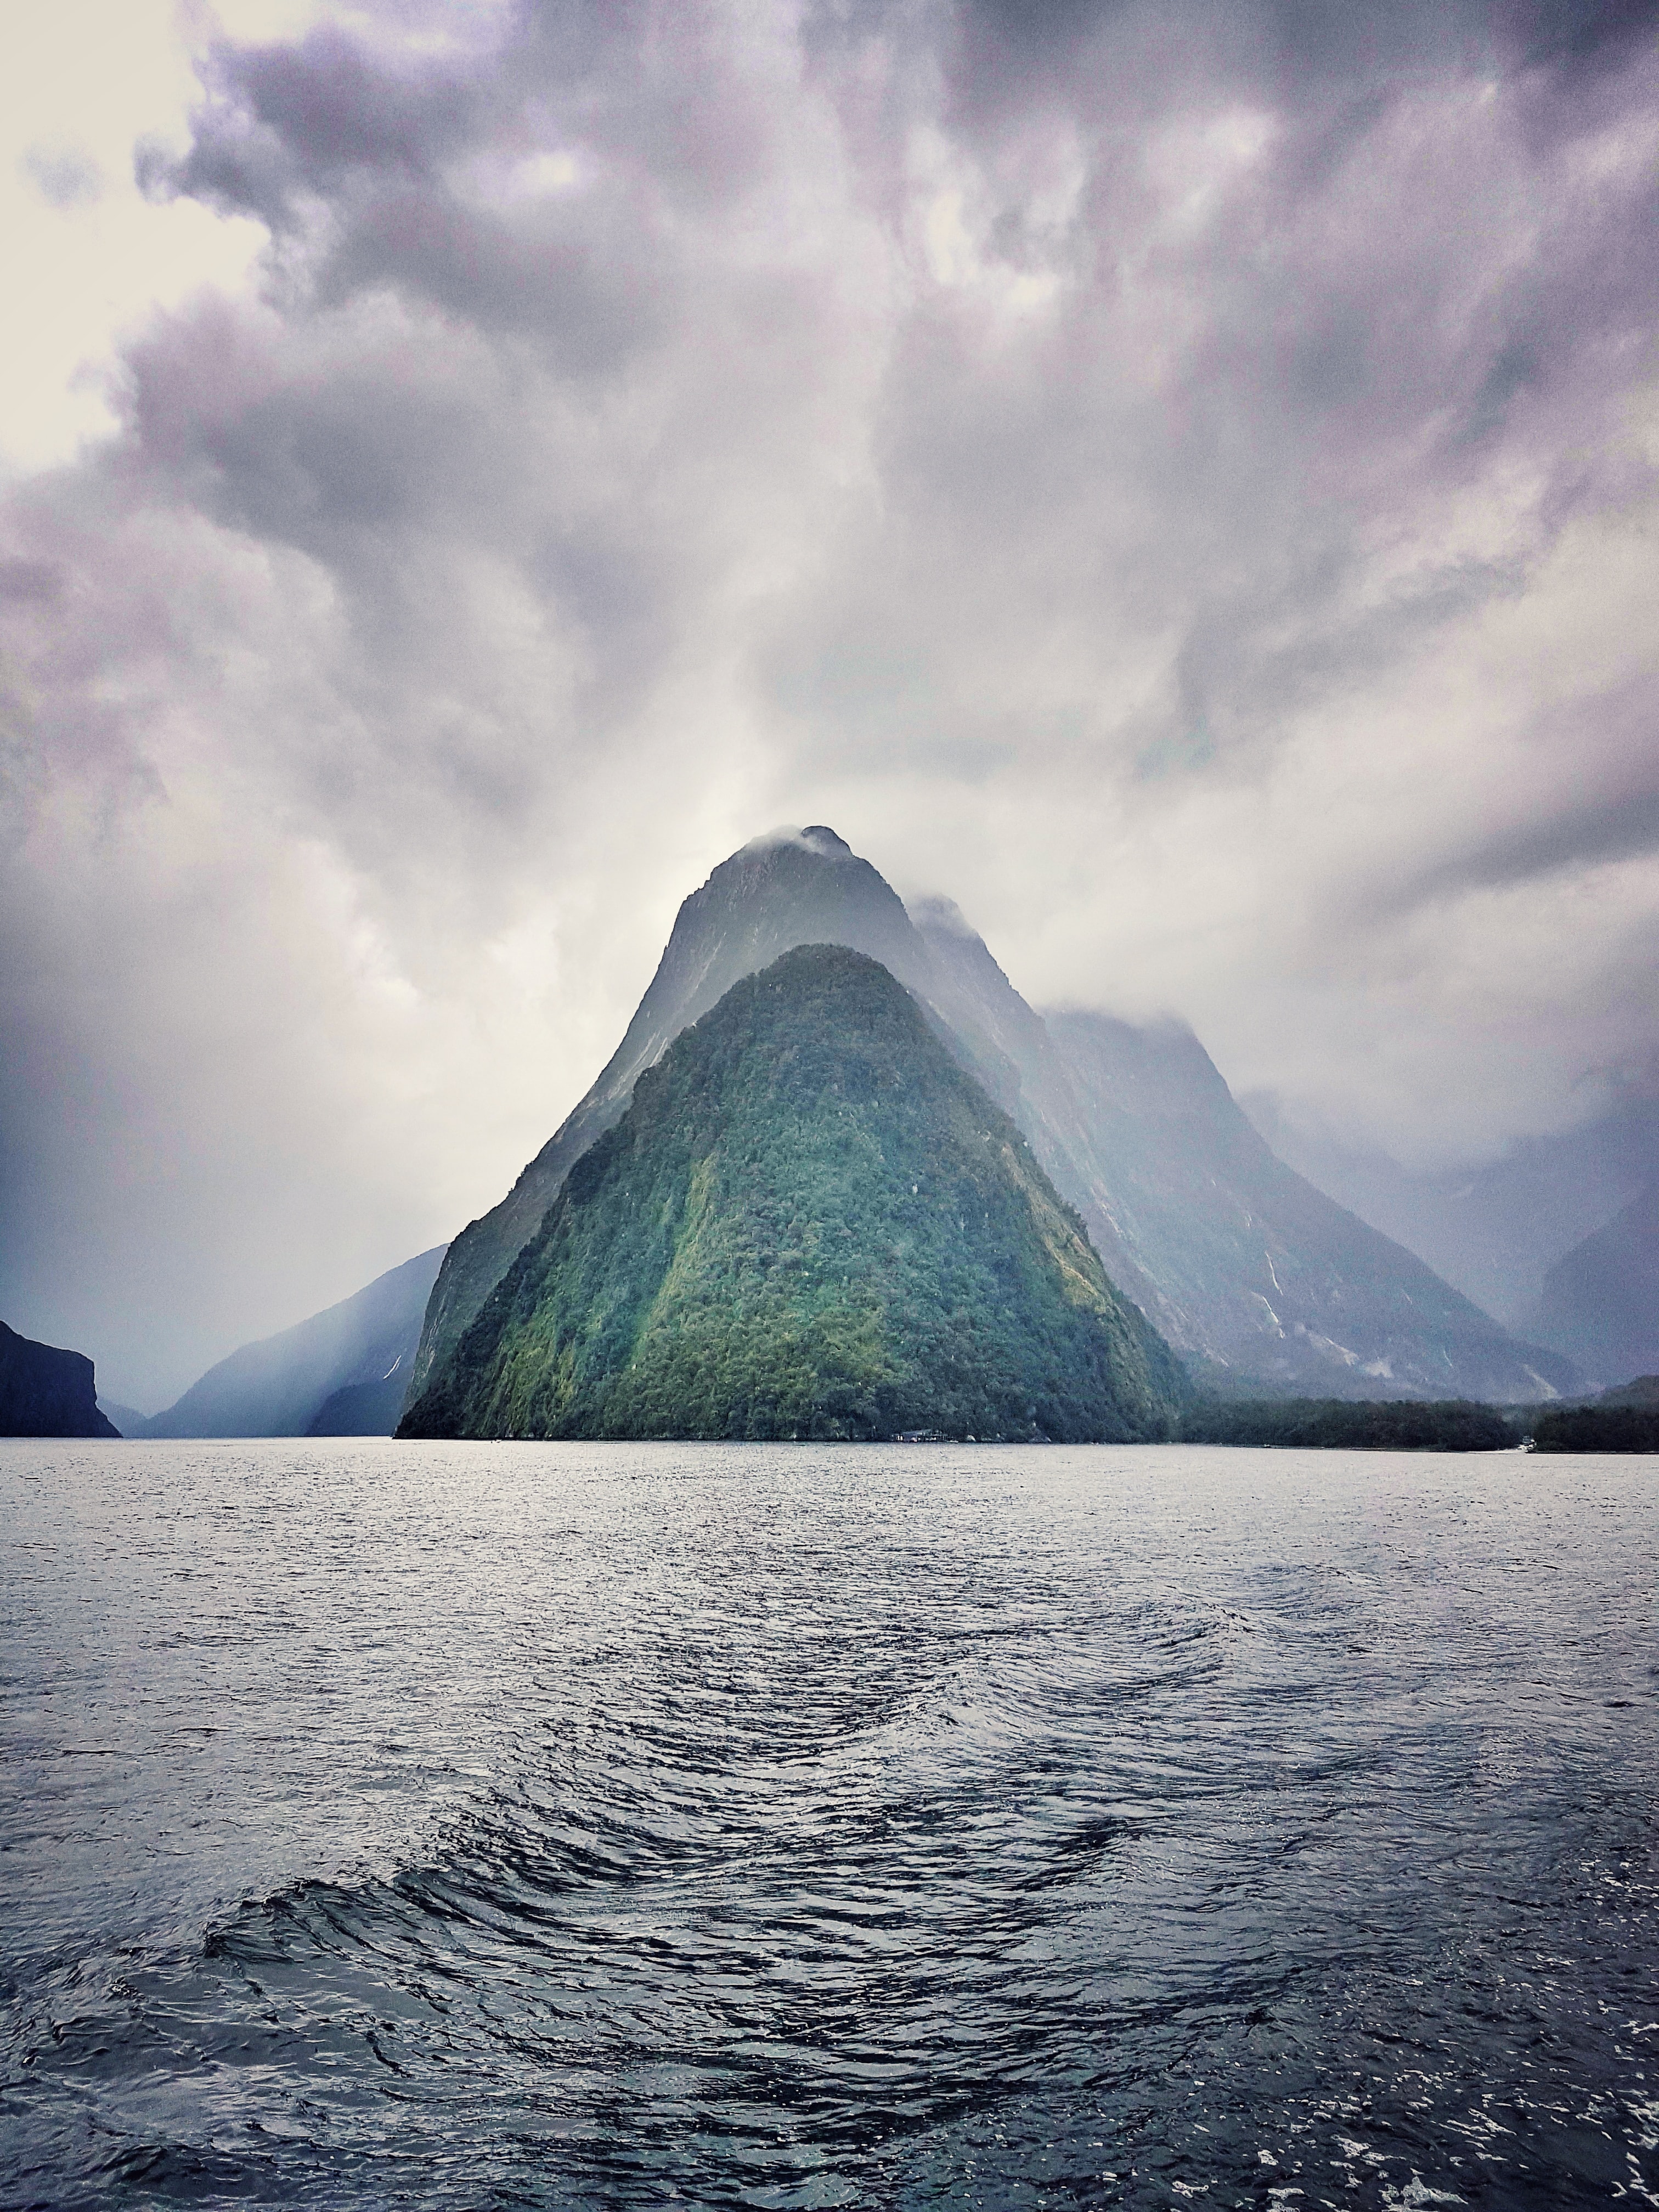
<box><xmin>2</xmin><ymin>1440</ymin><xmax>1655</xmax><ymax>2207</ymax></box>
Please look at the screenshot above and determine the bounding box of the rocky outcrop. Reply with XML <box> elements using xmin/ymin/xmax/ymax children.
<box><xmin>0</xmin><ymin>1321</ymin><xmax>119</xmax><ymax>1437</ymax></box>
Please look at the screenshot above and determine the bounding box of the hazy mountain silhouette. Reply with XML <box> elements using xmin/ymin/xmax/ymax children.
<box><xmin>1534</xmin><ymin>1181</ymin><xmax>1659</xmax><ymax>1387</ymax></box>
<box><xmin>96</xmin><ymin>1400</ymin><xmax>150</xmax><ymax>1436</ymax></box>
<box><xmin>1</xmin><ymin>1321</ymin><xmax>118</xmax><ymax>1437</ymax></box>
<box><xmin>136</xmin><ymin>1246</ymin><xmax>446</xmax><ymax>1438</ymax></box>
<box><xmin>1599</xmin><ymin>1373</ymin><xmax>1659</xmax><ymax>1407</ymax></box>
<box><xmin>1244</xmin><ymin>1090</ymin><xmax>1658</xmax><ymax>1335</ymax></box>
<box><xmin>901</xmin><ymin>898</ymin><xmax>1576</xmax><ymax>1402</ymax></box>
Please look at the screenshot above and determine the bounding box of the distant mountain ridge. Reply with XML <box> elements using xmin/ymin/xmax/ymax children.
<box><xmin>135</xmin><ymin>1246</ymin><xmax>446</xmax><ymax>1438</ymax></box>
<box><xmin>97</xmin><ymin>1400</ymin><xmax>150</xmax><ymax>1436</ymax></box>
<box><xmin>1600</xmin><ymin>1373</ymin><xmax>1659</xmax><ymax>1407</ymax></box>
<box><xmin>407</xmin><ymin>827</ymin><xmax>1577</xmax><ymax>1408</ymax></box>
<box><xmin>898</xmin><ymin>900</ymin><xmax>1574</xmax><ymax>1401</ymax></box>
<box><xmin>1534</xmin><ymin>1181</ymin><xmax>1659</xmax><ymax>1387</ymax></box>
<box><xmin>1245</xmin><ymin>1091</ymin><xmax>1658</xmax><ymax>1341</ymax></box>
<box><xmin>400</xmin><ymin>947</ymin><xmax>1185</xmax><ymax>1443</ymax></box>
<box><xmin>1024</xmin><ymin>1010</ymin><xmax>1573</xmax><ymax>1402</ymax></box>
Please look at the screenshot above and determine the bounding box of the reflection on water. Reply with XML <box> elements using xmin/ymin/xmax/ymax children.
<box><xmin>2</xmin><ymin>1439</ymin><xmax>1655</xmax><ymax>2207</ymax></box>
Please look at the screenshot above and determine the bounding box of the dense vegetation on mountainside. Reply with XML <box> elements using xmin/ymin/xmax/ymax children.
<box><xmin>400</xmin><ymin>946</ymin><xmax>1187</xmax><ymax>1444</ymax></box>
<box><xmin>405</xmin><ymin>826</ymin><xmax>937</xmax><ymax>1403</ymax></box>
<box><xmin>1179</xmin><ymin>1397</ymin><xmax>1516</xmax><ymax>1451</ymax></box>
<box><xmin>1181</xmin><ymin>1390</ymin><xmax>1659</xmax><ymax>1451</ymax></box>
<box><xmin>1528</xmin><ymin>1403</ymin><xmax>1659</xmax><ymax>1452</ymax></box>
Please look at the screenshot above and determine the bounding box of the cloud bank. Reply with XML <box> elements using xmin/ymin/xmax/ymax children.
<box><xmin>3</xmin><ymin>0</ymin><xmax>1656</xmax><ymax>1402</ymax></box>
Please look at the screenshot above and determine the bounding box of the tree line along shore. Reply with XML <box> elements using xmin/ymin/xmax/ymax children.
<box><xmin>1177</xmin><ymin>1391</ymin><xmax>1658</xmax><ymax>1453</ymax></box>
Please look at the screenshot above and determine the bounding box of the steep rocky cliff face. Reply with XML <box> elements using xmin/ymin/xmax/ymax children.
<box><xmin>0</xmin><ymin>1322</ymin><xmax>119</xmax><ymax>1437</ymax></box>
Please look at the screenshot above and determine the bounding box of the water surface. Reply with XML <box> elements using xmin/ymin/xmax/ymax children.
<box><xmin>2</xmin><ymin>1440</ymin><xmax>1655</xmax><ymax>2208</ymax></box>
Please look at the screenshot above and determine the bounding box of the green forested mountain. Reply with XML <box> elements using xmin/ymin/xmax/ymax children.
<box><xmin>399</xmin><ymin>946</ymin><xmax>1186</xmax><ymax>1443</ymax></box>
<box><xmin>405</xmin><ymin>826</ymin><xmax>936</xmax><ymax>1405</ymax></box>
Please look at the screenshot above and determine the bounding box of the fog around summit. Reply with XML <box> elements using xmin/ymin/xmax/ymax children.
<box><xmin>3</xmin><ymin>0</ymin><xmax>1656</xmax><ymax>1405</ymax></box>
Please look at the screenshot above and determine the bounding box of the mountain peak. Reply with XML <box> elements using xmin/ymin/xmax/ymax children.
<box><xmin>404</xmin><ymin>827</ymin><xmax>937</xmax><ymax>1400</ymax></box>
<box><xmin>407</xmin><ymin>826</ymin><xmax>1578</xmax><ymax>1418</ymax></box>
<box><xmin>738</xmin><ymin>823</ymin><xmax>855</xmax><ymax>861</ymax></box>
<box><xmin>909</xmin><ymin>893</ymin><xmax>975</xmax><ymax>937</ymax></box>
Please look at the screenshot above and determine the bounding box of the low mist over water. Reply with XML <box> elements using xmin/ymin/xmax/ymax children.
<box><xmin>3</xmin><ymin>1442</ymin><xmax>1655</xmax><ymax>2207</ymax></box>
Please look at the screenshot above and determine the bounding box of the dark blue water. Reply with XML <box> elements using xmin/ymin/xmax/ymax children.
<box><xmin>2</xmin><ymin>1440</ymin><xmax>1655</xmax><ymax>2209</ymax></box>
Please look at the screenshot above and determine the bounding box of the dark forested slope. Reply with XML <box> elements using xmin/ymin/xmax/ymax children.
<box><xmin>401</xmin><ymin>947</ymin><xmax>1186</xmax><ymax>1444</ymax></box>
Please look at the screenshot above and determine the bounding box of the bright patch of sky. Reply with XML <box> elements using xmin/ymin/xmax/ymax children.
<box><xmin>3</xmin><ymin>1</ymin><xmax>323</xmax><ymax>472</ymax></box>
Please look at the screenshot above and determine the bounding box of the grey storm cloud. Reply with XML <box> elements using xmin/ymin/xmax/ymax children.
<box><xmin>22</xmin><ymin>145</ymin><xmax>106</xmax><ymax>210</ymax></box>
<box><xmin>2</xmin><ymin>0</ymin><xmax>1656</xmax><ymax>1404</ymax></box>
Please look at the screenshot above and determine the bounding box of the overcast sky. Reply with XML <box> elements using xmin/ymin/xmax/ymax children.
<box><xmin>3</xmin><ymin>0</ymin><xmax>1657</xmax><ymax>1407</ymax></box>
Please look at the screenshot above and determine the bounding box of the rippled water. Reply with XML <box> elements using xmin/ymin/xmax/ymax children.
<box><xmin>2</xmin><ymin>1441</ymin><xmax>1655</xmax><ymax>2209</ymax></box>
